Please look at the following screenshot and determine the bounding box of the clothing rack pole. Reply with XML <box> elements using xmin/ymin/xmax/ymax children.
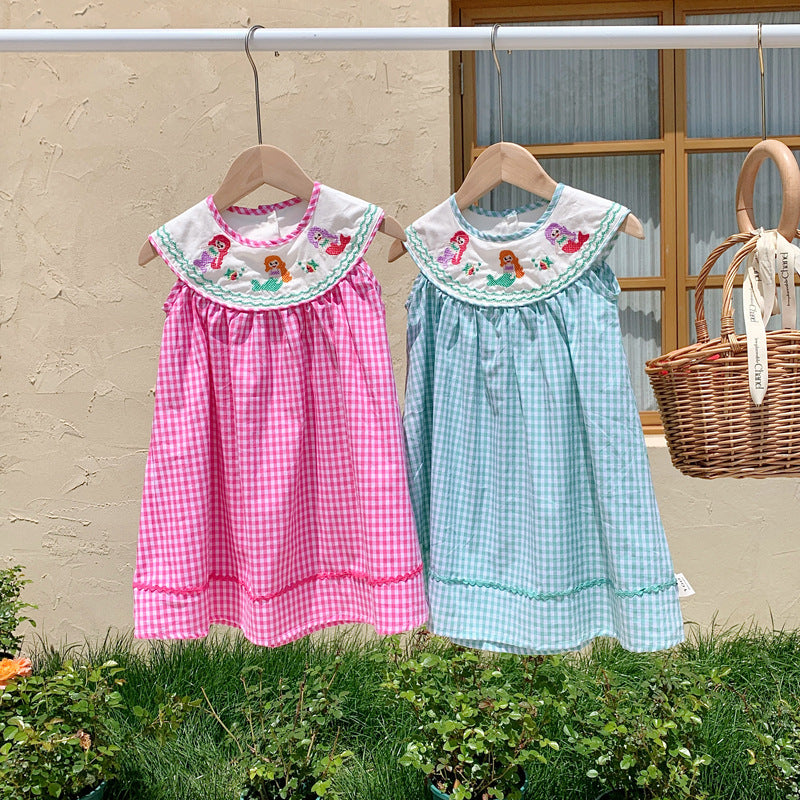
<box><xmin>0</xmin><ymin>25</ymin><xmax>800</xmax><ymax>53</ymax></box>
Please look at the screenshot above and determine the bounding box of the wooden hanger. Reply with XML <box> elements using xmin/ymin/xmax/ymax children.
<box><xmin>140</xmin><ymin>25</ymin><xmax>404</xmax><ymax>266</ymax></box>
<box><xmin>455</xmin><ymin>143</ymin><xmax>645</xmax><ymax>241</ymax></box>
<box><xmin>389</xmin><ymin>23</ymin><xmax>644</xmax><ymax>262</ymax></box>
<box><xmin>388</xmin><ymin>143</ymin><xmax>645</xmax><ymax>262</ymax></box>
<box><xmin>454</xmin><ymin>141</ymin><xmax>559</xmax><ymax>210</ymax></box>
<box><xmin>138</xmin><ymin>145</ymin><xmax>406</xmax><ymax>266</ymax></box>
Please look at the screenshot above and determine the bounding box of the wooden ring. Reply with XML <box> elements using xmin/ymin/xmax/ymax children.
<box><xmin>735</xmin><ymin>139</ymin><xmax>800</xmax><ymax>240</ymax></box>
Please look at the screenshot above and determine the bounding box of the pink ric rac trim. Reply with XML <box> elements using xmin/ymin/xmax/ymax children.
<box><xmin>133</xmin><ymin>563</ymin><xmax>424</xmax><ymax>603</ymax></box>
<box><xmin>226</xmin><ymin>196</ymin><xmax>303</xmax><ymax>215</ymax></box>
<box><xmin>205</xmin><ymin>181</ymin><xmax>321</xmax><ymax>248</ymax></box>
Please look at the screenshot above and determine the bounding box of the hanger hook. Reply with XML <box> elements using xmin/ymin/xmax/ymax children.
<box><xmin>490</xmin><ymin>24</ymin><xmax>505</xmax><ymax>143</ymax></box>
<box><xmin>245</xmin><ymin>24</ymin><xmax>265</xmax><ymax>145</ymax></box>
<box><xmin>757</xmin><ymin>23</ymin><xmax>766</xmax><ymax>140</ymax></box>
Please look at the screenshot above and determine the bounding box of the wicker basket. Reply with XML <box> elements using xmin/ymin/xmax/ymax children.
<box><xmin>645</xmin><ymin>140</ymin><xmax>800</xmax><ymax>479</ymax></box>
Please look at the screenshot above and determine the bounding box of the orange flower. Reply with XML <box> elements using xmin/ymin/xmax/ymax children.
<box><xmin>0</xmin><ymin>657</ymin><xmax>32</xmax><ymax>687</ymax></box>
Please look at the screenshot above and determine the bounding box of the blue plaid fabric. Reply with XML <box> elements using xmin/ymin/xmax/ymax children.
<box><xmin>403</xmin><ymin>250</ymin><xmax>685</xmax><ymax>654</ymax></box>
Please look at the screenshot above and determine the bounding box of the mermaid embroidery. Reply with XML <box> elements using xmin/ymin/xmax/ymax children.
<box><xmin>545</xmin><ymin>222</ymin><xmax>590</xmax><ymax>254</ymax></box>
<box><xmin>252</xmin><ymin>255</ymin><xmax>292</xmax><ymax>292</ymax></box>
<box><xmin>486</xmin><ymin>249</ymin><xmax>524</xmax><ymax>287</ymax></box>
<box><xmin>193</xmin><ymin>234</ymin><xmax>231</xmax><ymax>272</ymax></box>
<box><xmin>437</xmin><ymin>230</ymin><xmax>469</xmax><ymax>266</ymax></box>
<box><xmin>308</xmin><ymin>226</ymin><xmax>351</xmax><ymax>255</ymax></box>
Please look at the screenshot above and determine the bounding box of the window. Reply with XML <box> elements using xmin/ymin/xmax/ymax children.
<box><xmin>453</xmin><ymin>0</ymin><xmax>800</xmax><ymax>432</ymax></box>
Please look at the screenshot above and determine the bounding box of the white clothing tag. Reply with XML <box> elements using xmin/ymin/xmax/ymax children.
<box><xmin>499</xmin><ymin>210</ymin><xmax>519</xmax><ymax>234</ymax></box>
<box><xmin>266</xmin><ymin>209</ymin><xmax>282</xmax><ymax>239</ymax></box>
<box><xmin>755</xmin><ymin>229</ymin><xmax>778</xmax><ymax>323</ymax></box>
<box><xmin>775</xmin><ymin>231</ymin><xmax>799</xmax><ymax>329</ymax></box>
<box><xmin>742</xmin><ymin>230</ymin><xmax>800</xmax><ymax>405</ymax></box>
<box><xmin>675</xmin><ymin>573</ymin><xmax>695</xmax><ymax>598</ymax></box>
<box><xmin>743</xmin><ymin>228</ymin><xmax>772</xmax><ymax>405</ymax></box>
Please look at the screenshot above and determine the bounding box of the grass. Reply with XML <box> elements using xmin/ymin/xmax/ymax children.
<box><xmin>28</xmin><ymin>623</ymin><xmax>800</xmax><ymax>800</ymax></box>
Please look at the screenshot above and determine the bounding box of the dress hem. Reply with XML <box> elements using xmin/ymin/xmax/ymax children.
<box><xmin>430</xmin><ymin>625</ymin><xmax>687</xmax><ymax>656</ymax></box>
<box><xmin>134</xmin><ymin>613</ymin><xmax>430</xmax><ymax>649</ymax></box>
<box><xmin>133</xmin><ymin>570</ymin><xmax>429</xmax><ymax>648</ymax></box>
<box><xmin>425</xmin><ymin>579</ymin><xmax>685</xmax><ymax>655</ymax></box>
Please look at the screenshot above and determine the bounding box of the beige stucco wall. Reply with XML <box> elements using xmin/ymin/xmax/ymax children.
<box><xmin>1</xmin><ymin>1</ymin><xmax>798</xmax><ymax>648</ymax></box>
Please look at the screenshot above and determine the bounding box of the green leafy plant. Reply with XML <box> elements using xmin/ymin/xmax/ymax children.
<box><xmin>205</xmin><ymin>658</ymin><xmax>353</xmax><ymax>800</ymax></box>
<box><xmin>571</xmin><ymin>658</ymin><xmax>718</xmax><ymax>800</ymax></box>
<box><xmin>0</xmin><ymin>565</ymin><xmax>37</xmax><ymax>656</ymax></box>
<box><xmin>0</xmin><ymin>660</ymin><xmax>124</xmax><ymax>800</ymax></box>
<box><xmin>384</xmin><ymin>645</ymin><xmax>565</xmax><ymax>800</ymax></box>
<box><xmin>130</xmin><ymin>691</ymin><xmax>201</xmax><ymax>746</ymax></box>
<box><xmin>746</xmin><ymin>697</ymin><xmax>800</xmax><ymax>797</ymax></box>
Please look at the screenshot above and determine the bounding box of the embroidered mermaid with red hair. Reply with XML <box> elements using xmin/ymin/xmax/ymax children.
<box><xmin>193</xmin><ymin>234</ymin><xmax>231</xmax><ymax>273</ymax></box>
<box><xmin>437</xmin><ymin>230</ymin><xmax>469</xmax><ymax>266</ymax></box>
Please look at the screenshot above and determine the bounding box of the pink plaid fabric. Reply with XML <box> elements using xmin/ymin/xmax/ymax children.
<box><xmin>134</xmin><ymin>260</ymin><xmax>427</xmax><ymax>645</ymax></box>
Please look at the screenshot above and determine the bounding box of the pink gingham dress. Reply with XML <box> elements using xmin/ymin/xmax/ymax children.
<box><xmin>134</xmin><ymin>183</ymin><xmax>428</xmax><ymax>646</ymax></box>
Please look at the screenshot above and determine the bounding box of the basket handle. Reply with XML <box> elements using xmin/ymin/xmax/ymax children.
<box><xmin>693</xmin><ymin>140</ymin><xmax>800</xmax><ymax>344</ymax></box>
<box><xmin>736</xmin><ymin>139</ymin><xmax>800</xmax><ymax>240</ymax></box>
<box><xmin>694</xmin><ymin>232</ymin><xmax>800</xmax><ymax>345</ymax></box>
<box><xmin>693</xmin><ymin>233</ymin><xmax>754</xmax><ymax>343</ymax></box>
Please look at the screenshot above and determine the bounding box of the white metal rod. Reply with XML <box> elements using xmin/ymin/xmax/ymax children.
<box><xmin>0</xmin><ymin>25</ymin><xmax>799</xmax><ymax>53</ymax></box>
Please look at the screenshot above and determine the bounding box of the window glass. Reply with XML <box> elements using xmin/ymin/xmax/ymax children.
<box><xmin>461</xmin><ymin>0</ymin><xmax>800</xmax><ymax>422</ymax></box>
<box><xmin>686</xmin><ymin>11</ymin><xmax>800</xmax><ymax>138</ymax></box>
<box><xmin>619</xmin><ymin>290</ymin><xmax>662</xmax><ymax>412</ymax></box>
<box><xmin>475</xmin><ymin>18</ymin><xmax>660</xmax><ymax>145</ymax></box>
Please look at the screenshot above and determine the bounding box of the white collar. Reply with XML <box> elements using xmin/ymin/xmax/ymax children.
<box><xmin>404</xmin><ymin>184</ymin><xmax>630</xmax><ymax>306</ymax></box>
<box><xmin>149</xmin><ymin>183</ymin><xmax>384</xmax><ymax>310</ymax></box>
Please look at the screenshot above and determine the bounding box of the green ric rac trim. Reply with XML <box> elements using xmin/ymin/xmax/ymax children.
<box><xmin>430</xmin><ymin>572</ymin><xmax>678</xmax><ymax>601</ymax></box>
<box><xmin>154</xmin><ymin>204</ymin><xmax>381</xmax><ymax>310</ymax></box>
<box><xmin>406</xmin><ymin>203</ymin><xmax>627</xmax><ymax>306</ymax></box>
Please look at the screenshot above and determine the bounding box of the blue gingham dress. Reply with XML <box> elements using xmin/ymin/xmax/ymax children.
<box><xmin>403</xmin><ymin>184</ymin><xmax>684</xmax><ymax>654</ymax></box>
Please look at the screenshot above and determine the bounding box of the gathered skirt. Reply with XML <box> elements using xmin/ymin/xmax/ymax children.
<box><xmin>134</xmin><ymin>260</ymin><xmax>427</xmax><ymax>645</ymax></box>
<box><xmin>403</xmin><ymin>263</ymin><xmax>684</xmax><ymax>654</ymax></box>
